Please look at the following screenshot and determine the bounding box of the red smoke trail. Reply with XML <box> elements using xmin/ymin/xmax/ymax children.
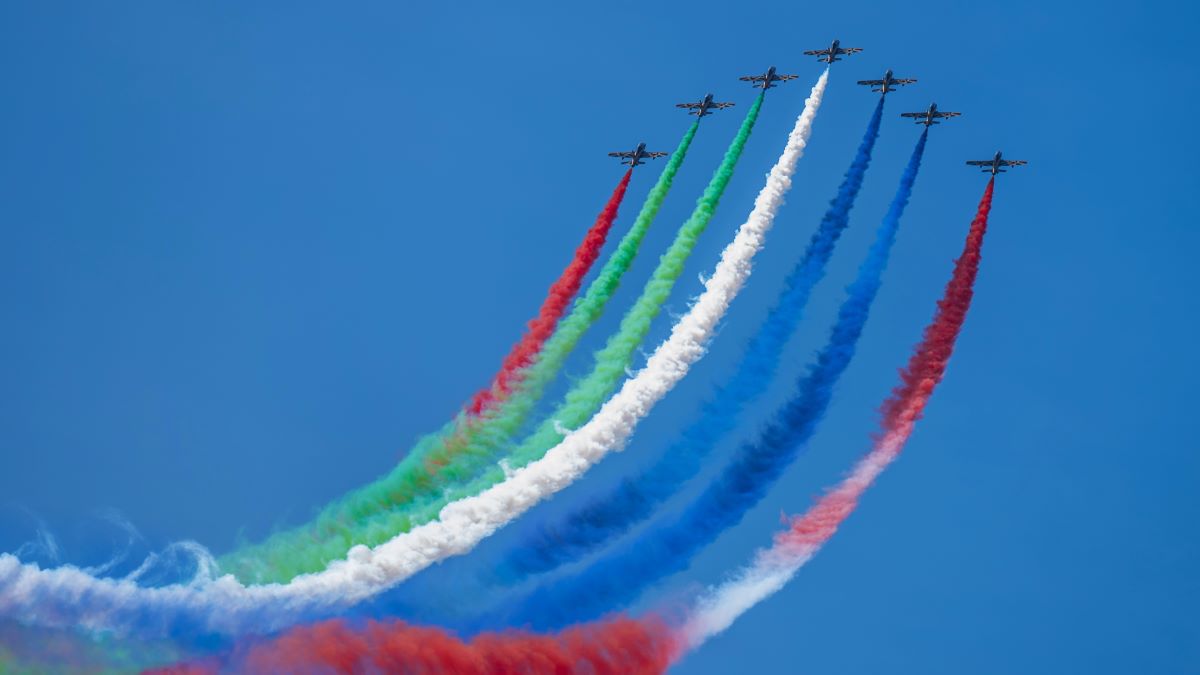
<box><xmin>148</xmin><ymin>615</ymin><xmax>678</xmax><ymax>675</ymax></box>
<box><xmin>880</xmin><ymin>178</ymin><xmax>992</xmax><ymax>431</ymax></box>
<box><xmin>777</xmin><ymin>178</ymin><xmax>993</xmax><ymax>556</ymax></box>
<box><xmin>465</xmin><ymin>169</ymin><xmax>633</xmax><ymax>417</ymax></box>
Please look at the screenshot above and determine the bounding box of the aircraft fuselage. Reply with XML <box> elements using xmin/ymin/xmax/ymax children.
<box><xmin>825</xmin><ymin>40</ymin><xmax>843</xmax><ymax>62</ymax></box>
<box><xmin>881</xmin><ymin>69</ymin><xmax>895</xmax><ymax>93</ymax></box>
<box><xmin>764</xmin><ymin>66</ymin><xmax>778</xmax><ymax>88</ymax></box>
<box><xmin>631</xmin><ymin>142</ymin><xmax>647</xmax><ymax>164</ymax></box>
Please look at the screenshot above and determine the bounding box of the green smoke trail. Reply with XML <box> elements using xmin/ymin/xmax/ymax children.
<box><xmin>371</xmin><ymin>92</ymin><xmax>766</xmax><ymax>537</ymax></box>
<box><xmin>219</xmin><ymin>121</ymin><xmax>701</xmax><ymax>584</ymax></box>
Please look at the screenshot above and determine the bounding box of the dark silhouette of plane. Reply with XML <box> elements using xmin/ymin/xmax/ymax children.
<box><xmin>900</xmin><ymin>103</ymin><xmax>962</xmax><ymax>126</ymax></box>
<box><xmin>608</xmin><ymin>142</ymin><xmax>668</xmax><ymax>167</ymax></box>
<box><xmin>676</xmin><ymin>93</ymin><xmax>735</xmax><ymax>117</ymax></box>
<box><xmin>738</xmin><ymin>66</ymin><xmax>798</xmax><ymax>90</ymax></box>
<box><xmin>856</xmin><ymin>69</ymin><xmax>916</xmax><ymax>95</ymax></box>
<box><xmin>804</xmin><ymin>39</ymin><xmax>863</xmax><ymax>63</ymax></box>
<box><xmin>966</xmin><ymin>151</ymin><xmax>1028</xmax><ymax>175</ymax></box>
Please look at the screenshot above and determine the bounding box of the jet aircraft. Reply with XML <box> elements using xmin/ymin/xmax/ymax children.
<box><xmin>676</xmin><ymin>93</ymin><xmax>735</xmax><ymax>117</ymax></box>
<box><xmin>608</xmin><ymin>142</ymin><xmax>668</xmax><ymax>167</ymax></box>
<box><xmin>856</xmin><ymin>69</ymin><xmax>916</xmax><ymax>95</ymax></box>
<box><xmin>738</xmin><ymin>66</ymin><xmax>798</xmax><ymax>90</ymax></box>
<box><xmin>803</xmin><ymin>39</ymin><xmax>863</xmax><ymax>63</ymax></box>
<box><xmin>966</xmin><ymin>151</ymin><xmax>1027</xmax><ymax>175</ymax></box>
<box><xmin>900</xmin><ymin>103</ymin><xmax>962</xmax><ymax>126</ymax></box>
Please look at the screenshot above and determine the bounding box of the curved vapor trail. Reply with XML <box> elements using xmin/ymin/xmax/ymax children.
<box><xmin>138</xmin><ymin>177</ymin><xmax>990</xmax><ymax>669</ymax></box>
<box><xmin>489</xmin><ymin>97</ymin><xmax>887</xmax><ymax>587</ymax></box>
<box><xmin>682</xmin><ymin>178</ymin><xmax>995</xmax><ymax>649</ymax></box>
<box><xmin>220</xmin><ymin>124</ymin><xmax>699</xmax><ymax>585</ymax></box>
<box><xmin>369</xmin><ymin>91</ymin><xmax>766</xmax><ymax>536</ymax></box>
<box><xmin>222</xmin><ymin>94</ymin><xmax>762</xmax><ymax>586</ymax></box>
<box><xmin>0</xmin><ymin>70</ymin><xmax>828</xmax><ymax>639</ymax></box>
<box><xmin>147</xmin><ymin>616</ymin><xmax>677</xmax><ymax>675</ymax></box>
<box><xmin>492</xmin><ymin>129</ymin><xmax>929</xmax><ymax>630</ymax></box>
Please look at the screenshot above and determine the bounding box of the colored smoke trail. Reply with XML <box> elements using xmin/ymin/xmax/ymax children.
<box><xmin>496</xmin><ymin>129</ymin><xmax>929</xmax><ymax>630</ymax></box>
<box><xmin>681</xmin><ymin>178</ymin><xmax>995</xmax><ymax>649</ymax></box>
<box><xmin>149</xmin><ymin>616</ymin><xmax>677</xmax><ymax>675</ymax></box>
<box><xmin>381</xmin><ymin>91</ymin><xmax>766</xmax><ymax>534</ymax></box>
<box><xmin>222</xmin><ymin>93</ymin><xmax>760</xmax><ymax>585</ymax></box>
<box><xmin>466</xmin><ymin>168</ymin><xmax>633</xmax><ymax>416</ymax></box>
<box><xmin>219</xmin><ymin>123</ymin><xmax>699</xmax><ymax>585</ymax></box>
<box><xmin>0</xmin><ymin>621</ymin><xmax>189</xmax><ymax>673</ymax></box>
<box><xmin>489</xmin><ymin>96</ymin><xmax>886</xmax><ymax>586</ymax></box>
<box><xmin>0</xmin><ymin>70</ymin><xmax>826</xmax><ymax>638</ymax></box>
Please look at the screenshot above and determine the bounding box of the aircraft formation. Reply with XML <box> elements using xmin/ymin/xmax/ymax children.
<box><xmin>0</xmin><ymin>32</ymin><xmax>1029</xmax><ymax>674</ymax></box>
<box><xmin>610</xmin><ymin>39</ymin><xmax>1026</xmax><ymax>177</ymax></box>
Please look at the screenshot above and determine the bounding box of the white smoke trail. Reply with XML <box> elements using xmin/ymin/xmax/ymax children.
<box><xmin>80</xmin><ymin>511</ymin><xmax>144</xmax><ymax>577</ymax></box>
<box><xmin>0</xmin><ymin>70</ymin><xmax>829</xmax><ymax>638</ymax></box>
<box><xmin>10</xmin><ymin>510</ymin><xmax>60</xmax><ymax>566</ymax></box>
<box><xmin>13</xmin><ymin>528</ymin><xmax>59</xmax><ymax>566</ymax></box>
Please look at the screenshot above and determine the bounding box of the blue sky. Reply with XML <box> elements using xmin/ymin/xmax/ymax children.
<box><xmin>1</xmin><ymin>1</ymin><xmax>1197</xmax><ymax>672</ymax></box>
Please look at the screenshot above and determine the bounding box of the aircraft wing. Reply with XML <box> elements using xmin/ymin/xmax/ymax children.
<box><xmin>676</xmin><ymin>102</ymin><xmax>702</xmax><ymax>109</ymax></box>
<box><xmin>939</xmin><ymin>112</ymin><xmax>962</xmax><ymax>118</ymax></box>
<box><xmin>646</xmin><ymin>152</ymin><xmax>668</xmax><ymax>158</ymax></box>
<box><xmin>776</xmin><ymin>74</ymin><xmax>798</xmax><ymax>81</ymax></box>
<box><xmin>857</xmin><ymin>79</ymin><xmax>884</xmax><ymax>86</ymax></box>
<box><xmin>840</xmin><ymin>47</ymin><xmax>863</xmax><ymax>55</ymax></box>
<box><xmin>713</xmin><ymin>102</ymin><xmax>735</xmax><ymax>109</ymax></box>
<box><xmin>895</xmin><ymin>78</ymin><xmax>917</xmax><ymax>85</ymax></box>
<box><xmin>802</xmin><ymin>49</ymin><xmax>829</xmax><ymax>56</ymax></box>
<box><xmin>608</xmin><ymin>151</ymin><xmax>633</xmax><ymax>158</ymax></box>
<box><xmin>899</xmin><ymin>112</ymin><xmax>924</xmax><ymax>118</ymax></box>
<box><xmin>739</xmin><ymin>75</ymin><xmax>765</xmax><ymax>82</ymax></box>
<box><xmin>965</xmin><ymin>160</ymin><xmax>992</xmax><ymax>166</ymax></box>
<box><xmin>1005</xmin><ymin>160</ymin><xmax>1028</xmax><ymax>166</ymax></box>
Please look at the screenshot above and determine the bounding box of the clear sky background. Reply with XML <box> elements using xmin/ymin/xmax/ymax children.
<box><xmin>1</xmin><ymin>1</ymin><xmax>1197</xmax><ymax>673</ymax></box>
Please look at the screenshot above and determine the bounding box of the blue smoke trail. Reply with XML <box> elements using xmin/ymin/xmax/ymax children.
<box><xmin>488</xmin><ymin>97</ymin><xmax>887</xmax><ymax>587</ymax></box>
<box><xmin>497</xmin><ymin>128</ymin><xmax>930</xmax><ymax>631</ymax></box>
